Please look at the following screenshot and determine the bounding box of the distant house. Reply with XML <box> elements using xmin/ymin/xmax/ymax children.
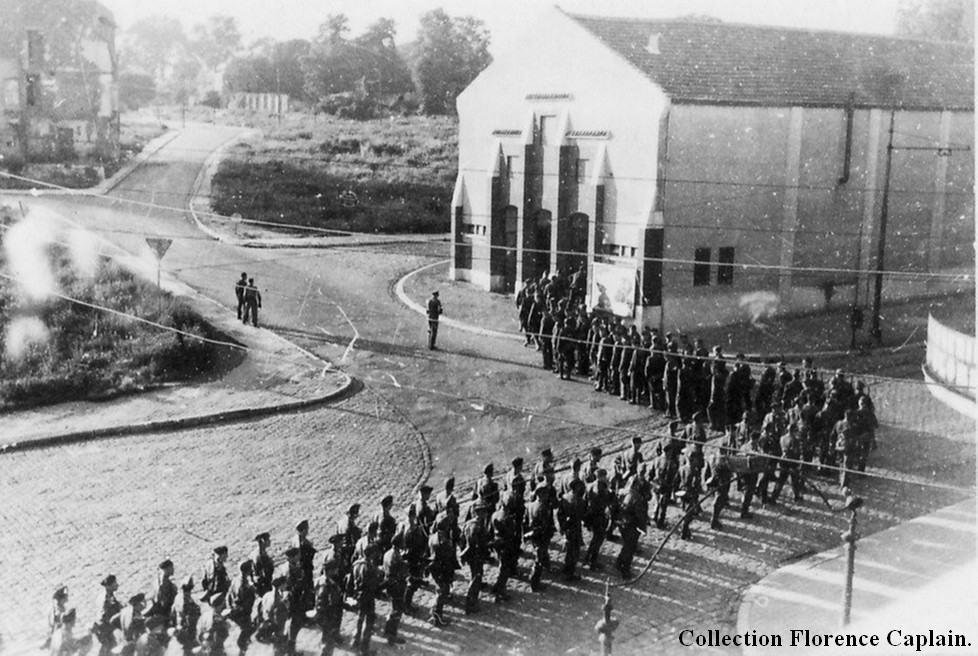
<box><xmin>452</xmin><ymin>10</ymin><xmax>974</xmax><ymax>329</ymax></box>
<box><xmin>0</xmin><ymin>0</ymin><xmax>119</xmax><ymax>164</ymax></box>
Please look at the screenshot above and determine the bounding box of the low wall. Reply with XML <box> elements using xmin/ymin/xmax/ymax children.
<box><xmin>924</xmin><ymin>313</ymin><xmax>976</xmax><ymax>418</ymax></box>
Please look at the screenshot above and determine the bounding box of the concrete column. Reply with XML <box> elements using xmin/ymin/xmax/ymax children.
<box><xmin>859</xmin><ymin>109</ymin><xmax>883</xmax><ymax>300</ymax></box>
<box><xmin>777</xmin><ymin>107</ymin><xmax>804</xmax><ymax>307</ymax></box>
<box><xmin>928</xmin><ymin>111</ymin><xmax>952</xmax><ymax>275</ymax></box>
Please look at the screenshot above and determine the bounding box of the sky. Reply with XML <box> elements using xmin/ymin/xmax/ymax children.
<box><xmin>100</xmin><ymin>0</ymin><xmax>904</xmax><ymax>52</ymax></box>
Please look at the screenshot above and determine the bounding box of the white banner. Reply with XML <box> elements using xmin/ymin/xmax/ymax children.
<box><xmin>588</xmin><ymin>262</ymin><xmax>636</xmax><ymax>317</ymax></box>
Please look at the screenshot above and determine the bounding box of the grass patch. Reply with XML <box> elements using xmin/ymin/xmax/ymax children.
<box><xmin>0</xmin><ymin>245</ymin><xmax>228</xmax><ymax>409</ymax></box>
<box><xmin>209</xmin><ymin>112</ymin><xmax>457</xmax><ymax>234</ymax></box>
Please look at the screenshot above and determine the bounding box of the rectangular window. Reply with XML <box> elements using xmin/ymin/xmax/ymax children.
<box><xmin>539</xmin><ymin>115</ymin><xmax>557</xmax><ymax>145</ymax></box>
<box><xmin>506</xmin><ymin>155</ymin><xmax>518</xmax><ymax>179</ymax></box>
<box><xmin>27</xmin><ymin>30</ymin><xmax>44</xmax><ymax>69</ymax></box>
<box><xmin>693</xmin><ymin>247</ymin><xmax>711</xmax><ymax>286</ymax></box>
<box><xmin>25</xmin><ymin>74</ymin><xmax>38</xmax><ymax>107</ymax></box>
<box><xmin>576</xmin><ymin>158</ymin><xmax>589</xmax><ymax>183</ymax></box>
<box><xmin>717</xmin><ymin>246</ymin><xmax>735</xmax><ymax>285</ymax></box>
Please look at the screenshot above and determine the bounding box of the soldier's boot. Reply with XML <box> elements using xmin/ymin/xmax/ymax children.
<box><xmin>529</xmin><ymin>561</ymin><xmax>544</xmax><ymax>592</ymax></box>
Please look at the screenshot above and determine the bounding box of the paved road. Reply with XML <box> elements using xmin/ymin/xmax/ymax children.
<box><xmin>3</xmin><ymin>125</ymin><xmax>973</xmax><ymax>655</ymax></box>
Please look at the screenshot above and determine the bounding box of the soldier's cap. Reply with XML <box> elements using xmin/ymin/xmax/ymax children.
<box><xmin>128</xmin><ymin>593</ymin><xmax>146</xmax><ymax>606</ymax></box>
<box><xmin>52</xmin><ymin>585</ymin><xmax>68</xmax><ymax>600</ymax></box>
<box><xmin>535</xmin><ymin>475</ymin><xmax>549</xmax><ymax>485</ymax></box>
<box><xmin>571</xmin><ymin>457</ymin><xmax>582</xmax><ymax>471</ymax></box>
<box><xmin>239</xmin><ymin>559</ymin><xmax>254</xmax><ymax>573</ymax></box>
<box><xmin>180</xmin><ymin>575</ymin><xmax>194</xmax><ymax>590</ymax></box>
<box><xmin>511</xmin><ymin>457</ymin><xmax>524</xmax><ymax>469</ymax></box>
<box><xmin>367</xmin><ymin>519</ymin><xmax>380</xmax><ymax>533</ymax></box>
<box><xmin>248</xmin><ymin>278</ymin><xmax>254</xmax><ymax>284</ymax></box>
<box><xmin>62</xmin><ymin>608</ymin><xmax>77</xmax><ymax>624</ymax></box>
<box><xmin>272</xmin><ymin>573</ymin><xmax>287</xmax><ymax>587</ymax></box>
<box><xmin>590</xmin><ymin>447</ymin><xmax>603</xmax><ymax>458</ymax></box>
<box><xmin>541</xmin><ymin>447</ymin><xmax>553</xmax><ymax>457</ymax></box>
<box><xmin>595</xmin><ymin>468</ymin><xmax>608</xmax><ymax>478</ymax></box>
<box><xmin>158</xmin><ymin>559</ymin><xmax>173</xmax><ymax>570</ymax></box>
<box><xmin>391</xmin><ymin>533</ymin><xmax>405</xmax><ymax>549</ymax></box>
<box><xmin>432</xmin><ymin>290</ymin><xmax>439</xmax><ymax>296</ymax></box>
<box><xmin>213</xmin><ymin>545</ymin><xmax>228</xmax><ymax>556</ymax></box>
<box><xmin>296</xmin><ymin>519</ymin><xmax>309</xmax><ymax>532</ymax></box>
<box><xmin>381</xmin><ymin>494</ymin><xmax>395</xmax><ymax>508</ymax></box>
<box><xmin>100</xmin><ymin>575</ymin><xmax>117</xmax><ymax>588</ymax></box>
<box><xmin>407</xmin><ymin>503</ymin><xmax>418</xmax><ymax>519</ymax></box>
<box><xmin>419</xmin><ymin>485</ymin><xmax>433</xmax><ymax>496</ymax></box>
<box><xmin>444</xmin><ymin>477</ymin><xmax>455</xmax><ymax>491</ymax></box>
<box><xmin>254</xmin><ymin>531</ymin><xmax>270</xmax><ymax>543</ymax></box>
<box><xmin>483</xmin><ymin>463</ymin><xmax>494</xmax><ymax>475</ymax></box>
<box><xmin>631</xmin><ymin>436</ymin><xmax>642</xmax><ymax>445</ymax></box>
<box><xmin>240</xmin><ymin>272</ymin><xmax>247</xmax><ymax>278</ymax></box>
<box><xmin>284</xmin><ymin>546</ymin><xmax>301</xmax><ymax>559</ymax></box>
<box><xmin>348</xmin><ymin>503</ymin><xmax>361</xmax><ymax>515</ymax></box>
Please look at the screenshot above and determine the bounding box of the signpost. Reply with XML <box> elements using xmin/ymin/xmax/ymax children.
<box><xmin>145</xmin><ymin>237</ymin><xmax>172</xmax><ymax>318</ymax></box>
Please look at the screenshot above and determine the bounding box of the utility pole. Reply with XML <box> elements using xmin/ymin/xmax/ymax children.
<box><xmin>595</xmin><ymin>580</ymin><xmax>618</xmax><ymax>655</ymax></box>
<box><xmin>871</xmin><ymin>110</ymin><xmax>895</xmax><ymax>345</ymax></box>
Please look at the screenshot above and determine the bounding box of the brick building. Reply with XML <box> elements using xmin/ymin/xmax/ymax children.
<box><xmin>0</xmin><ymin>0</ymin><xmax>120</xmax><ymax>164</ymax></box>
<box><xmin>451</xmin><ymin>10</ymin><xmax>974</xmax><ymax>329</ymax></box>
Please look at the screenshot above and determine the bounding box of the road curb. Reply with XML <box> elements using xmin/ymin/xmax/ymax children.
<box><xmin>0</xmin><ymin>371</ymin><xmax>353</xmax><ymax>454</ymax></box>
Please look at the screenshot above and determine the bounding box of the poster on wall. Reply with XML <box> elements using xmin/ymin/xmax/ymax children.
<box><xmin>588</xmin><ymin>262</ymin><xmax>637</xmax><ymax>317</ymax></box>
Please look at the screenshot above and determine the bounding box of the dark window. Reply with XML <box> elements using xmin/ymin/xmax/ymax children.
<box><xmin>539</xmin><ymin>115</ymin><xmax>557</xmax><ymax>145</ymax></box>
<box><xmin>25</xmin><ymin>74</ymin><xmax>38</xmax><ymax>107</ymax></box>
<box><xmin>506</xmin><ymin>155</ymin><xmax>518</xmax><ymax>179</ymax></box>
<box><xmin>26</xmin><ymin>30</ymin><xmax>44</xmax><ymax>69</ymax></box>
<box><xmin>693</xmin><ymin>247</ymin><xmax>711</xmax><ymax>286</ymax></box>
<box><xmin>576</xmin><ymin>158</ymin><xmax>589</xmax><ymax>183</ymax></box>
<box><xmin>717</xmin><ymin>247</ymin><xmax>735</xmax><ymax>285</ymax></box>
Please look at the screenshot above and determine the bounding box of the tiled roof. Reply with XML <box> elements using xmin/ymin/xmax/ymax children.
<box><xmin>568</xmin><ymin>13</ymin><xmax>974</xmax><ymax>110</ymax></box>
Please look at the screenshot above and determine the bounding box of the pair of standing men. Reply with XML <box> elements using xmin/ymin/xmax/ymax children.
<box><xmin>235</xmin><ymin>273</ymin><xmax>263</xmax><ymax>327</ymax></box>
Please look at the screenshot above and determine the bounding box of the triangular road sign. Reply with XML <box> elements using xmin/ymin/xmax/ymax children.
<box><xmin>145</xmin><ymin>237</ymin><xmax>172</xmax><ymax>260</ymax></box>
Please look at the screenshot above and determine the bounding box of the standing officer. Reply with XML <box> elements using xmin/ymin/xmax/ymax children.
<box><xmin>291</xmin><ymin>520</ymin><xmax>317</xmax><ymax>602</ymax></box>
<box><xmin>460</xmin><ymin>500</ymin><xmax>491</xmax><ymax>613</ymax></box>
<box><xmin>427</xmin><ymin>291</ymin><xmax>443</xmax><ymax>350</ymax></box>
<box><xmin>243</xmin><ymin>278</ymin><xmax>262</xmax><ymax>327</ymax></box>
<box><xmin>350</xmin><ymin>544</ymin><xmax>381</xmax><ymax>656</ymax></box>
<box><xmin>401</xmin><ymin>505</ymin><xmax>429</xmax><ymax>614</ymax></box>
<box><xmin>557</xmin><ymin>478</ymin><xmax>586</xmax><ymax>581</ymax></box>
<box><xmin>428</xmin><ymin>513</ymin><xmax>459</xmax><ymax>627</ymax></box>
<box><xmin>251</xmin><ymin>533</ymin><xmax>275</xmax><ymax>598</ymax></box>
<box><xmin>331</xmin><ymin>504</ymin><xmax>362</xmax><ymax>583</ymax></box>
<box><xmin>381</xmin><ymin>534</ymin><xmax>409</xmax><ymax>645</ymax></box>
<box><xmin>373</xmin><ymin>495</ymin><xmax>399</xmax><ymax>558</ymax></box>
<box><xmin>524</xmin><ymin>480</ymin><xmax>555</xmax><ymax>592</ymax></box>
<box><xmin>473</xmin><ymin>464</ymin><xmax>500</xmax><ymax>513</ymax></box>
<box><xmin>226</xmin><ymin>560</ymin><xmax>256</xmax><ymax>656</ymax></box>
<box><xmin>584</xmin><ymin>468</ymin><xmax>612</xmax><ymax>570</ymax></box>
<box><xmin>235</xmin><ymin>273</ymin><xmax>248</xmax><ymax>320</ymax></box>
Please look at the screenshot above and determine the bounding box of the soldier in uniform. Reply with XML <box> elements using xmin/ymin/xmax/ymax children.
<box><xmin>649</xmin><ymin>439</ymin><xmax>680</xmax><ymax>529</ymax></box>
<box><xmin>489</xmin><ymin>493</ymin><xmax>520</xmax><ymax>602</ymax></box>
<box><xmin>704</xmin><ymin>435</ymin><xmax>735</xmax><ymax>530</ymax></box>
<box><xmin>134</xmin><ymin>615</ymin><xmax>167</xmax><ymax>656</ymax></box>
<box><xmin>313</xmin><ymin>550</ymin><xmax>346</xmax><ymax>656</ymax></box>
<box><xmin>594</xmin><ymin>326</ymin><xmax>614</xmax><ymax>393</ymax></box>
<box><xmin>539</xmin><ymin>304</ymin><xmax>556</xmax><ymax>371</ymax></box>
<box><xmin>227</xmin><ymin>560</ymin><xmax>257</xmax><ymax>656</ymax></box>
<box><xmin>427</xmin><ymin>512</ymin><xmax>459</xmax><ymax>627</ymax></box>
<box><xmin>381</xmin><ymin>534</ymin><xmax>408</xmax><ymax>645</ymax></box>
<box><xmin>558</xmin><ymin>457</ymin><xmax>584</xmax><ymax>497</ymax></box>
<box><xmin>409</xmin><ymin>486</ymin><xmax>437</xmax><ymax>536</ymax></box>
<box><xmin>350</xmin><ymin>544</ymin><xmax>382</xmax><ymax>656</ymax></box>
<box><xmin>617</xmin><ymin>332</ymin><xmax>634</xmax><ymax>401</ymax></box>
<box><xmin>646</xmin><ymin>330</ymin><xmax>667</xmax><ymax>411</ymax></box>
<box><xmin>531</xmin><ymin>448</ymin><xmax>556</xmax><ymax>492</ymax></box>
<box><xmin>196</xmin><ymin>593</ymin><xmax>230</xmax><ymax>656</ymax></box>
<box><xmin>738</xmin><ymin>433</ymin><xmax>764</xmax><ymax>518</ymax></box>
<box><xmin>331</xmin><ymin>504</ymin><xmax>362</xmax><ymax>583</ymax></box>
<box><xmin>664</xmin><ymin>339</ymin><xmax>682</xmax><ymax>417</ymax></box>
<box><xmin>115</xmin><ymin>593</ymin><xmax>147</xmax><ymax>656</ymax></box>
<box><xmin>283</xmin><ymin>547</ymin><xmax>311</xmax><ymax>654</ymax></box>
<box><xmin>92</xmin><ymin>575</ymin><xmax>122</xmax><ymax>656</ymax></box>
<box><xmin>251</xmin><ymin>533</ymin><xmax>275</xmax><ymax>598</ymax></box>
<box><xmin>50</xmin><ymin>607</ymin><xmax>89</xmax><ymax>656</ymax></box>
<box><xmin>290</xmin><ymin>520</ymin><xmax>317</xmax><ymax>598</ymax></box>
<box><xmin>770</xmin><ymin>423</ymin><xmax>804</xmax><ymax>504</ymax></box>
<box><xmin>427</xmin><ymin>291</ymin><xmax>443</xmax><ymax>350</ymax></box>
<box><xmin>171</xmin><ymin>577</ymin><xmax>200</xmax><ymax>656</ymax></box>
<box><xmin>460</xmin><ymin>500</ymin><xmax>491</xmax><ymax>613</ymax></box>
<box><xmin>581</xmin><ymin>447</ymin><xmax>603</xmax><ymax>484</ymax></box>
<box><xmin>473</xmin><ymin>464</ymin><xmax>500</xmax><ymax>513</ymax></box>
<box><xmin>254</xmin><ymin>573</ymin><xmax>288</xmax><ymax>655</ymax></box>
<box><xmin>583</xmin><ymin>468</ymin><xmax>612</xmax><ymax>570</ymax></box>
<box><xmin>201</xmin><ymin>546</ymin><xmax>231</xmax><ymax>601</ymax></box>
<box><xmin>373</xmin><ymin>496</ymin><xmax>399</xmax><ymax>558</ymax></box>
<box><xmin>353</xmin><ymin>520</ymin><xmax>379</xmax><ymax>565</ymax></box>
<box><xmin>833</xmin><ymin>409</ymin><xmax>858</xmax><ymax>488</ymax></box>
<box><xmin>243</xmin><ymin>278</ymin><xmax>262</xmax><ymax>327</ymax></box>
<box><xmin>557</xmin><ymin>478</ymin><xmax>586</xmax><ymax>581</ymax></box>
<box><xmin>676</xmin><ymin>443</ymin><xmax>704</xmax><ymax>540</ymax></box>
<box><xmin>45</xmin><ymin>585</ymin><xmax>69</xmax><ymax>651</ymax></box>
<box><xmin>524</xmin><ymin>479</ymin><xmax>555</xmax><ymax>592</ymax></box>
<box><xmin>235</xmin><ymin>272</ymin><xmax>248</xmax><ymax>320</ymax></box>
<box><xmin>615</xmin><ymin>477</ymin><xmax>649</xmax><ymax>579</ymax></box>
<box><xmin>615</xmin><ymin>437</ymin><xmax>644</xmax><ymax>487</ymax></box>
<box><xmin>629</xmin><ymin>335</ymin><xmax>649</xmax><ymax>405</ymax></box>
<box><xmin>504</xmin><ymin>457</ymin><xmax>527</xmax><ymax>498</ymax></box>
<box><xmin>400</xmin><ymin>505</ymin><xmax>428</xmax><ymax>614</ymax></box>
<box><xmin>146</xmin><ymin>560</ymin><xmax>176</xmax><ymax>629</ymax></box>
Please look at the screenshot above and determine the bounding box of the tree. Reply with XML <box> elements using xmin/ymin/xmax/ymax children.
<box><xmin>353</xmin><ymin>18</ymin><xmax>414</xmax><ymax>99</ymax></box>
<box><xmin>896</xmin><ymin>0</ymin><xmax>974</xmax><ymax>43</ymax></box>
<box><xmin>412</xmin><ymin>9</ymin><xmax>491</xmax><ymax>115</ymax></box>
<box><xmin>121</xmin><ymin>16</ymin><xmax>188</xmax><ymax>84</ymax></box>
<box><xmin>118</xmin><ymin>71</ymin><xmax>157</xmax><ymax>109</ymax></box>
<box><xmin>190</xmin><ymin>15</ymin><xmax>242</xmax><ymax>69</ymax></box>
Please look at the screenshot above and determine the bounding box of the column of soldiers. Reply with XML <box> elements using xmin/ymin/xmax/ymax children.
<box><xmin>50</xmin><ymin>378</ymin><xmax>876</xmax><ymax>656</ymax></box>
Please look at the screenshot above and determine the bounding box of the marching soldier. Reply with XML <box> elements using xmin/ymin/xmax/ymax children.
<box><xmin>489</xmin><ymin>493</ymin><xmax>520</xmax><ymax>602</ymax></box>
<box><xmin>290</xmin><ymin>520</ymin><xmax>317</xmax><ymax>597</ymax></box>
<box><xmin>400</xmin><ymin>505</ymin><xmax>428</xmax><ymax>614</ymax></box>
<box><xmin>460</xmin><ymin>500</ymin><xmax>492</xmax><ymax>613</ymax></box>
<box><xmin>473</xmin><ymin>464</ymin><xmax>500</xmax><ymax>513</ymax></box>
<box><xmin>583</xmin><ymin>468</ymin><xmax>613</xmax><ymax>570</ymax></box>
<box><xmin>409</xmin><ymin>486</ymin><xmax>437</xmax><ymax>536</ymax></box>
<box><xmin>649</xmin><ymin>439</ymin><xmax>680</xmax><ymax>529</ymax></box>
<box><xmin>524</xmin><ymin>480</ymin><xmax>555</xmax><ymax>592</ymax></box>
<box><xmin>558</xmin><ymin>457</ymin><xmax>584</xmax><ymax>497</ymax></box>
<box><xmin>147</xmin><ymin>560</ymin><xmax>176</xmax><ymax>628</ymax></box>
<box><xmin>196</xmin><ymin>593</ymin><xmax>230</xmax><ymax>656</ymax></box>
<box><xmin>427</xmin><ymin>291</ymin><xmax>443</xmax><ymax>350</ymax></box>
<box><xmin>350</xmin><ymin>544</ymin><xmax>382</xmax><ymax>656</ymax></box>
<box><xmin>581</xmin><ymin>447</ymin><xmax>603</xmax><ymax>484</ymax></box>
<box><xmin>330</xmin><ymin>504</ymin><xmax>362</xmax><ymax>583</ymax></box>
<box><xmin>251</xmin><ymin>532</ymin><xmax>275</xmax><ymax>597</ymax></box>
<box><xmin>428</xmin><ymin>512</ymin><xmax>459</xmax><ymax>627</ymax></box>
<box><xmin>313</xmin><ymin>550</ymin><xmax>346</xmax><ymax>656</ymax></box>
<box><xmin>373</xmin><ymin>495</ymin><xmax>399</xmax><ymax>558</ymax></box>
<box><xmin>738</xmin><ymin>433</ymin><xmax>764</xmax><ymax>519</ymax></box>
<box><xmin>677</xmin><ymin>443</ymin><xmax>704</xmax><ymax>540</ymax></box>
<box><xmin>284</xmin><ymin>547</ymin><xmax>310</xmax><ymax>654</ymax></box>
<box><xmin>771</xmin><ymin>423</ymin><xmax>804</xmax><ymax>504</ymax></box>
<box><xmin>253</xmin><ymin>573</ymin><xmax>289</xmax><ymax>655</ymax></box>
<box><xmin>201</xmin><ymin>546</ymin><xmax>230</xmax><ymax>601</ymax></box>
<box><xmin>615</xmin><ymin>477</ymin><xmax>649</xmax><ymax>579</ymax></box>
<box><xmin>704</xmin><ymin>434</ymin><xmax>735</xmax><ymax>530</ymax></box>
<box><xmin>171</xmin><ymin>578</ymin><xmax>200</xmax><ymax>656</ymax></box>
<box><xmin>531</xmin><ymin>448</ymin><xmax>556</xmax><ymax>491</ymax></box>
<box><xmin>227</xmin><ymin>560</ymin><xmax>257</xmax><ymax>656</ymax></box>
<box><xmin>115</xmin><ymin>593</ymin><xmax>147</xmax><ymax>656</ymax></box>
<box><xmin>381</xmin><ymin>535</ymin><xmax>409</xmax><ymax>646</ymax></box>
<box><xmin>557</xmin><ymin>478</ymin><xmax>586</xmax><ymax>581</ymax></box>
<box><xmin>92</xmin><ymin>575</ymin><xmax>122</xmax><ymax>656</ymax></box>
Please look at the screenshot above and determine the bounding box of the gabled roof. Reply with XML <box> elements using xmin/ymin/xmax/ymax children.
<box><xmin>566</xmin><ymin>13</ymin><xmax>974</xmax><ymax>110</ymax></box>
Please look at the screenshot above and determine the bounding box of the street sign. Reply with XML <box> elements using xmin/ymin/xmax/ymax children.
<box><xmin>145</xmin><ymin>237</ymin><xmax>172</xmax><ymax>260</ymax></box>
<box><xmin>339</xmin><ymin>190</ymin><xmax>359</xmax><ymax>208</ymax></box>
